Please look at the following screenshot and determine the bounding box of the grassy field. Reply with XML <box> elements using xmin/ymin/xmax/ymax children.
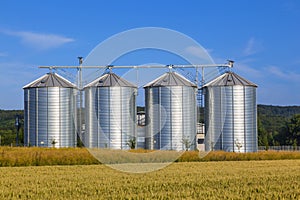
<box><xmin>1</xmin><ymin>147</ymin><xmax>300</xmax><ymax>166</ymax></box>
<box><xmin>0</xmin><ymin>160</ymin><xmax>299</xmax><ymax>199</ymax></box>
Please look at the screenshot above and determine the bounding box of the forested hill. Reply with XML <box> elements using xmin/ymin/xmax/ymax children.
<box><xmin>257</xmin><ymin>105</ymin><xmax>300</xmax><ymax>147</ymax></box>
<box><xmin>258</xmin><ymin>105</ymin><xmax>300</xmax><ymax>118</ymax></box>
<box><xmin>0</xmin><ymin>110</ymin><xmax>24</xmax><ymax>146</ymax></box>
<box><xmin>1</xmin><ymin>105</ymin><xmax>300</xmax><ymax>146</ymax></box>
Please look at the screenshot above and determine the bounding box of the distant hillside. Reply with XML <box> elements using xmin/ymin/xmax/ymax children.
<box><xmin>257</xmin><ymin>105</ymin><xmax>300</xmax><ymax>147</ymax></box>
<box><xmin>258</xmin><ymin>105</ymin><xmax>300</xmax><ymax>118</ymax></box>
<box><xmin>257</xmin><ymin>105</ymin><xmax>300</xmax><ymax>135</ymax></box>
<box><xmin>1</xmin><ymin>105</ymin><xmax>300</xmax><ymax>146</ymax></box>
<box><xmin>0</xmin><ymin>110</ymin><xmax>24</xmax><ymax>146</ymax></box>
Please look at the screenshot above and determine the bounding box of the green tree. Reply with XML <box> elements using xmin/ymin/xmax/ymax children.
<box><xmin>0</xmin><ymin>110</ymin><xmax>24</xmax><ymax>146</ymax></box>
<box><xmin>284</xmin><ymin>114</ymin><xmax>300</xmax><ymax>146</ymax></box>
<box><xmin>126</xmin><ymin>137</ymin><xmax>136</xmax><ymax>149</ymax></box>
<box><xmin>258</xmin><ymin>118</ymin><xmax>268</xmax><ymax>147</ymax></box>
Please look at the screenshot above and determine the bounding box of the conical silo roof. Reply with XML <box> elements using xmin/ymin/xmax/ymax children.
<box><xmin>144</xmin><ymin>72</ymin><xmax>197</xmax><ymax>88</ymax></box>
<box><xmin>23</xmin><ymin>73</ymin><xmax>77</xmax><ymax>89</ymax></box>
<box><xmin>203</xmin><ymin>72</ymin><xmax>257</xmax><ymax>87</ymax></box>
<box><xmin>84</xmin><ymin>73</ymin><xmax>137</xmax><ymax>88</ymax></box>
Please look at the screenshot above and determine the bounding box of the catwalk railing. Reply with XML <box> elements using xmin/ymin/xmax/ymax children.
<box><xmin>258</xmin><ymin>146</ymin><xmax>300</xmax><ymax>151</ymax></box>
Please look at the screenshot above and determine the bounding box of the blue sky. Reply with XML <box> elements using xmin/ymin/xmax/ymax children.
<box><xmin>1</xmin><ymin>0</ymin><xmax>300</xmax><ymax>109</ymax></box>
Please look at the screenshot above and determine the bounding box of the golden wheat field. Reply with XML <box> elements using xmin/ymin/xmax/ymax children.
<box><xmin>1</xmin><ymin>147</ymin><xmax>300</xmax><ymax>167</ymax></box>
<box><xmin>0</xmin><ymin>160</ymin><xmax>299</xmax><ymax>199</ymax></box>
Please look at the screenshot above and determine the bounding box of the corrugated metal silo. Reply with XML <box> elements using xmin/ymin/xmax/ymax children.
<box><xmin>144</xmin><ymin>72</ymin><xmax>197</xmax><ymax>151</ymax></box>
<box><xmin>203</xmin><ymin>71</ymin><xmax>258</xmax><ymax>152</ymax></box>
<box><xmin>84</xmin><ymin>73</ymin><xmax>137</xmax><ymax>149</ymax></box>
<box><xmin>23</xmin><ymin>73</ymin><xmax>77</xmax><ymax>147</ymax></box>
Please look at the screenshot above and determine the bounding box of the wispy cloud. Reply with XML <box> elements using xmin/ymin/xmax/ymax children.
<box><xmin>292</xmin><ymin>59</ymin><xmax>300</xmax><ymax>65</ymax></box>
<box><xmin>0</xmin><ymin>61</ymin><xmax>37</xmax><ymax>109</ymax></box>
<box><xmin>258</xmin><ymin>82</ymin><xmax>300</xmax><ymax>106</ymax></box>
<box><xmin>267</xmin><ymin>66</ymin><xmax>300</xmax><ymax>82</ymax></box>
<box><xmin>0</xmin><ymin>61</ymin><xmax>37</xmax><ymax>83</ymax></box>
<box><xmin>213</xmin><ymin>56</ymin><xmax>263</xmax><ymax>79</ymax></box>
<box><xmin>0</xmin><ymin>52</ymin><xmax>7</xmax><ymax>57</ymax></box>
<box><xmin>243</xmin><ymin>37</ymin><xmax>263</xmax><ymax>56</ymax></box>
<box><xmin>0</xmin><ymin>29</ymin><xmax>74</xmax><ymax>50</ymax></box>
<box><xmin>282</xmin><ymin>1</ymin><xmax>299</xmax><ymax>13</ymax></box>
<box><xmin>185</xmin><ymin>46</ymin><xmax>213</xmax><ymax>61</ymax></box>
<box><xmin>235</xmin><ymin>62</ymin><xmax>262</xmax><ymax>78</ymax></box>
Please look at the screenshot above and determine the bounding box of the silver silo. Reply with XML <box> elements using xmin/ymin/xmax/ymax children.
<box><xmin>144</xmin><ymin>71</ymin><xmax>197</xmax><ymax>151</ymax></box>
<box><xmin>23</xmin><ymin>73</ymin><xmax>77</xmax><ymax>147</ymax></box>
<box><xmin>84</xmin><ymin>73</ymin><xmax>137</xmax><ymax>149</ymax></box>
<box><xmin>203</xmin><ymin>71</ymin><xmax>258</xmax><ymax>152</ymax></box>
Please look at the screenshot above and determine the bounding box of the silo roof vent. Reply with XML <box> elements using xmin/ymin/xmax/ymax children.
<box><xmin>144</xmin><ymin>72</ymin><xmax>197</xmax><ymax>88</ymax></box>
<box><xmin>23</xmin><ymin>73</ymin><xmax>77</xmax><ymax>89</ymax></box>
<box><xmin>84</xmin><ymin>73</ymin><xmax>137</xmax><ymax>88</ymax></box>
<box><xmin>203</xmin><ymin>72</ymin><xmax>257</xmax><ymax>87</ymax></box>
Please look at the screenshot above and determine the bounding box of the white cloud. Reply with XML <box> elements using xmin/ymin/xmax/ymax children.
<box><xmin>267</xmin><ymin>66</ymin><xmax>285</xmax><ymax>78</ymax></box>
<box><xmin>267</xmin><ymin>66</ymin><xmax>300</xmax><ymax>82</ymax></box>
<box><xmin>243</xmin><ymin>37</ymin><xmax>263</xmax><ymax>56</ymax></box>
<box><xmin>0</xmin><ymin>29</ymin><xmax>74</xmax><ymax>50</ymax></box>
<box><xmin>235</xmin><ymin>62</ymin><xmax>262</xmax><ymax>78</ymax></box>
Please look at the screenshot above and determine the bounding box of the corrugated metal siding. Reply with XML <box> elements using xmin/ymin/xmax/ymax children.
<box><xmin>145</xmin><ymin>87</ymin><xmax>154</xmax><ymax>150</ymax></box>
<box><xmin>204</xmin><ymin>85</ymin><xmax>257</xmax><ymax>152</ymax></box>
<box><xmin>24</xmin><ymin>87</ymin><xmax>77</xmax><ymax>147</ymax></box>
<box><xmin>232</xmin><ymin>86</ymin><xmax>245</xmax><ymax>152</ymax></box>
<box><xmin>223</xmin><ymin>87</ymin><xmax>233</xmax><ymax>151</ymax></box>
<box><xmin>244</xmin><ymin>87</ymin><xmax>258</xmax><ymax>152</ymax></box>
<box><xmin>84</xmin><ymin>86</ymin><xmax>137</xmax><ymax>149</ymax></box>
<box><xmin>137</xmin><ymin>126</ymin><xmax>146</xmax><ymax>149</ymax></box>
<box><xmin>145</xmin><ymin>86</ymin><xmax>197</xmax><ymax>151</ymax></box>
<box><xmin>24</xmin><ymin>90</ymin><xmax>30</xmax><ymax>146</ymax></box>
<box><xmin>30</xmin><ymin>89</ymin><xmax>37</xmax><ymax>146</ymax></box>
<box><xmin>204</xmin><ymin>87</ymin><xmax>224</xmax><ymax>151</ymax></box>
<box><xmin>47</xmin><ymin>88</ymin><xmax>60</xmax><ymax>146</ymax></box>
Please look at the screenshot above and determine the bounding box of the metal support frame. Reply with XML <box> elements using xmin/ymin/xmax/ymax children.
<box><xmin>40</xmin><ymin>63</ymin><xmax>232</xmax><ymax>70</ymax></box>
<box><xmin>39</xmin><ymin>62</ymin><xmax>233</xmax><ymax>89</ymax></box>
<box><xmin>40</xmin><ymin>60</ymin><xmax>234</xmax><ymax>142</ymax></box>
<box><xmin>77</xmin><ymin>57</ymin><xmax>83</xmax><ymax>144</ymax></box>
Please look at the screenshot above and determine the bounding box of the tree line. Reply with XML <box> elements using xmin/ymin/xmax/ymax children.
<box><xmin>1</xmin><ymin>105</ymin><xmax>300</xmax><ymax>147</ymax></box>
<box><xmin>0</xmin><ymin>110</ymin><xmax>24</xmax><ymax>146</ymax></box>
<box><xmin>258</xmin><ymin>105</ymin><xmax>300</xmax><ymax>148</ymax></box>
